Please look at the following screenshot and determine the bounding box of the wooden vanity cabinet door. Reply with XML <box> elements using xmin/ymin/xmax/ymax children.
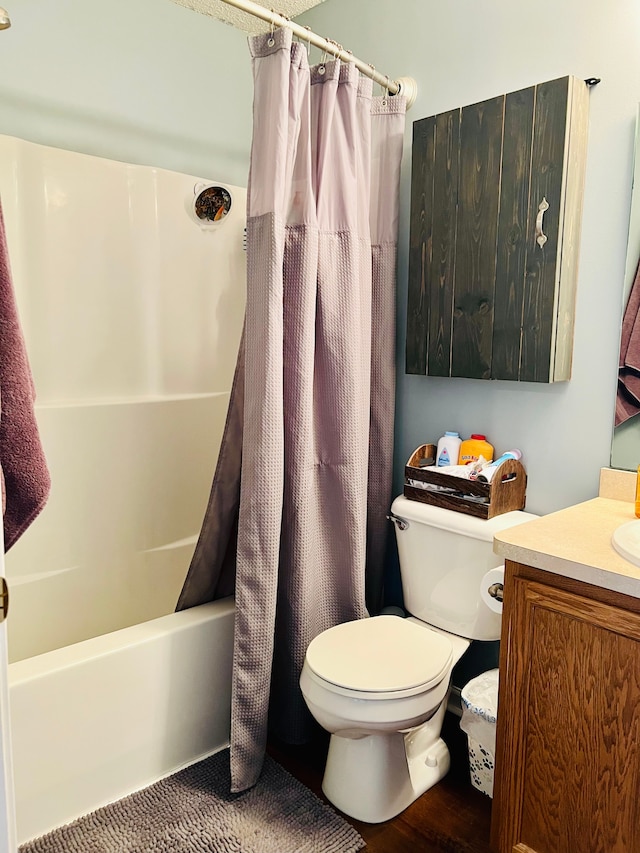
<box><xmin>492</xmin><ymin>566</ymin><xmax>640</xmax><ymax>853</ymax></box>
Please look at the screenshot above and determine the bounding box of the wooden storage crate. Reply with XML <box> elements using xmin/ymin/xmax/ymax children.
<box><xmin>404</xmin><ymin>444</ymin><xmax>527</xmax><ymax>520</ymax></box>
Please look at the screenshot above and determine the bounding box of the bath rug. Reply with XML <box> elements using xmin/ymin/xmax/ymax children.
<box><xmin>19</xmin><ymin>748</ymin><xmax>364</xmax><ymax>853</ymax></box>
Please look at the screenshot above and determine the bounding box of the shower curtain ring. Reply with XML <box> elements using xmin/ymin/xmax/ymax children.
<box><xmin>319</xmin><ymin>43</ymin><xmax>329</xmax><ymax>74</ymax></box>
<box><xmin>302</xmin><ymin>25</ymin><xmax>311</xmax><ymax>56</ymax></box>
<box><xmin>382</xmin><ymin>75</ymin><xmax>391</xmax><ymax>105</ymax></box>
<box><xmin>267</xmin><ymin>10</ymin><xmax>276</xmax><ymax>46</ymax></box>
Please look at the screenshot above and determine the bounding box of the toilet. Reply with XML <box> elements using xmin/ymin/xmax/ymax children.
<box><xmin>299</xmin><ymin>495</ymin><xmax>537</xmax><ymax>823</ymax></box>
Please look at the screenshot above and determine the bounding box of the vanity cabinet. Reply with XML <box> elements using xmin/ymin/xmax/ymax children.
<box><xmin>491</xmin><ymin>561</ymin><xmax>640</xmax><ymax>853</ymax></box>
<box><xmin>406</xmin><ymin>76</ymin><xmax>589</xmax><ymax>382</ymax></box>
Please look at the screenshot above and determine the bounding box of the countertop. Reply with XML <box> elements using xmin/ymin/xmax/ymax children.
<box><xmin>493</xmin><ymin>483</ymin><xmax>640</xmax><ymax>599</ymax></box>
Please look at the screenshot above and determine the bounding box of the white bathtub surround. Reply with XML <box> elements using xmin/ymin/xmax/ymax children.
<box><xmin>9</xmin><ymin>598</ymin><xmax>234</xmax><ymax>845</ymax></box>
<box><xmin>7</xmin><ymin>393</ymin><xmax>231</xmax><ymax>661</ymax></box>
<box><xmin>0</xmin><ymin>135</ymin><xmax>246</xmax><ymax>661</ymax></box>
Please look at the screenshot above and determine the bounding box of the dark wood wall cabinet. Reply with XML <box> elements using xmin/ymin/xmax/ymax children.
<box><xmin>406</xmin><ymin>76</ymin><xmax>590</xmax><ymax>382</ymax></box>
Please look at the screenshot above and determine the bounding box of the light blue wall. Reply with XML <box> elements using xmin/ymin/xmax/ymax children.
<box><xmin>0</xmin><ymin>0</ymin><xmax>254</xmax><ymax>185</ymax></box>
<box><xmin>1</xmin><ymin>0</ymin><xmax>639</xmax><ymax>518</ymax></box>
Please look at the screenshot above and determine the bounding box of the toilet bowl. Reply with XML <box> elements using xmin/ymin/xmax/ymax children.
<box><xmin>300</xmin><ymin>497</ymin><xmax>537</xmax><ymax>823</ymax></box>
<box><xmin>299</xmin><ymin>614</ymin><xmax>470</xmax><ymax>823</ymax></box>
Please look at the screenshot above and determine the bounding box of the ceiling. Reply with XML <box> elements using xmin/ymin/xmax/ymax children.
<box><xmin>170</xmin><ymin>0</ymin><xmax>327</xmax><ymax>35</ymax></box>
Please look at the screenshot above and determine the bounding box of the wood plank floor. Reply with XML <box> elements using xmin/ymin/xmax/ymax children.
<box><xmin>268</xmin><ymin>713</ymin><xmax>494</xmax><ymax>853</ymax></box>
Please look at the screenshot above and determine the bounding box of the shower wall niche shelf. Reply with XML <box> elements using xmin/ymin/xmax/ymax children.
<box><xmin>406</xmin><ymin>75</ymin><xmax>590</xmax><ymax>383</ymax></box>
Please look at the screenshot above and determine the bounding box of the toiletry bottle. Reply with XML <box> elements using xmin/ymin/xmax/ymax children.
<box><xmin>459</xmin><ymin>434</ymin><xmax>494</xmax><ymax>465</ymax></box>
<box><xmin>636</xmin><ymin>466</ymin><xmax>640</xmax><ymax>518</ymax></box>
<box><xmin>436</xmin><ymin>431</ymin><xmax>462</xmax><ymax>467</ymax></box>
<box><xmin>477</xmin><ymin>450</ymin><xmax>522</xmax><ymax>483</ymax></box>
<box><xmin>488</xmin><ymin>449</ymin><xmax>522</xmax><ymax>468</ymax></box>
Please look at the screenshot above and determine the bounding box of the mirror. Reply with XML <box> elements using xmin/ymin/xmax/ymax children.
<box><xmin>612</xmin><ymin>105</ymin><xmax>640</xmax><ymax>471</ymax></box>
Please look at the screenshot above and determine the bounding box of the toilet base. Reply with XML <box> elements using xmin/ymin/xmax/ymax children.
<box><xmin>321</xmin><ymin>703</ymin><xmax>451</xmax><ymax>823</ymax></box>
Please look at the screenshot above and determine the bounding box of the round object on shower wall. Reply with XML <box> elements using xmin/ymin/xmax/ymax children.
<box><xmin>191</xmin><ymin>182</ymin><xmax>232</xmax><ymax>230</ymax></box>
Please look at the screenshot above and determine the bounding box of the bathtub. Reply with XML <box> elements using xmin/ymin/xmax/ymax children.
<box><xmin>9</xmin><ymin>597</ymin><xmax>234</xmax><ymax>845</ymax></box>
<box><xmin>0</xmin><ymin>135</ymin><xmax>243</xmax><ymax>845</ymax></box>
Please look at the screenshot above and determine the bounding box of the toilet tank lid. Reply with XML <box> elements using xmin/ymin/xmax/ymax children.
<box><xmin>391</xmin><ymin>495</ymin><xmax>538</xmax><ymax>542</ymax></box>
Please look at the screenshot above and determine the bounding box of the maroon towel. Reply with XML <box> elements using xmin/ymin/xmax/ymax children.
<box><xmin>0</xmin><ymin>198</ymin><xmax>50</xmax><ymax>550</ymax></box>
<box><xmin>616</xmin><ymin>257</ymin><xmax>640</xmax><ymax>426</ymax></box>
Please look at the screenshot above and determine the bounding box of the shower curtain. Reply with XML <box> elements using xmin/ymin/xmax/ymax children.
<box><xmin>177</xmin><ymin>28</ymin><xmax>406</xmax><ymax>792</ymax></box>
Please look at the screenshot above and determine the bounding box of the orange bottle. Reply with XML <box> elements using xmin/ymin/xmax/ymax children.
<box><xmin>458</xmin><ymin>434</ymin><xmax>494</xmax><ymax>465</ymax></box>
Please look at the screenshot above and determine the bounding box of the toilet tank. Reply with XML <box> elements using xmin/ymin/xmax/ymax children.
<box><xmin>390</xmin><ymin>495</ymin><xmax>538</xmax><ymax>641</ymax></box>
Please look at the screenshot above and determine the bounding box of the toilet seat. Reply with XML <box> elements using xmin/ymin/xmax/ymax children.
<box><xmin>305</xmin><ymin>615</ymin><xmax>453</xmax><ymax>699</ymax></box>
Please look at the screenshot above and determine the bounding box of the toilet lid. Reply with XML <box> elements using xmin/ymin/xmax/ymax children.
<box><xmin>305</xmin><ymin>616</ymin><xmax>453</xmax><ymax>693</ymax></box>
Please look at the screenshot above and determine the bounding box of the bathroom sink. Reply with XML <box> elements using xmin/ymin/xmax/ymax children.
<box><xmin>612</xmin><ymin>520</ymin><xmax>640</xmax><ymax>567</ymax></box>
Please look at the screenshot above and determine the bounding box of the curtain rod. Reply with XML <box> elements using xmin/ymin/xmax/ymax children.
<box><xmin>218</xmin><ymin>0</ymin><xmax>418</xmax><ymax>108</ymax></box>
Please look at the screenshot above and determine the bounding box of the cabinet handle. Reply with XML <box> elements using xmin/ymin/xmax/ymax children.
<box><xmin>535</xmin><ymin>197</ymin><xmax>549</xmax><ymax>248</ymax></box>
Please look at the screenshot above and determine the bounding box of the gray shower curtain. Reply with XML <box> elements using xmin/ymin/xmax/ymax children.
<box><xmin>177</xmin><ymin>28</ymin><xmax>406</xmax><ymax>793</ymax></box>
